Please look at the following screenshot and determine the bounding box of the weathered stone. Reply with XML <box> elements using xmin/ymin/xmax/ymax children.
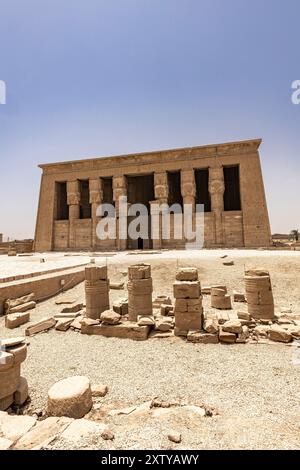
<box><xmin>0</xmin><ymin>364</ymin><xmax>21</xmax><ymax>400</ymax></box>
<box><xmin>61</xmin><ymin>303</ymin><xmax>84</xmax><ymax>313</ymax></box>
<box><xmin>81</xmin><ymin>321</ymin><xmax>150</xmax><ymax>341</ymax></box>
<box><xmin>60</xmin><ymin>418</ymin><xmax>106</xmax><ymax>441</ymax></box>
<box><xmin>137</xmin><ymin>315</ymin><xmax>155</xmax><ymax>326</ymax></box>
<box><xmin>160</xmin><ymin>304</ymin><xmax>174</xmax><ymax>316</ymax></box>
<box><xmin>0</xmin><ymin>395</ymin><xmax>14</xmax><ymax>411</ymax></box>
<box><xmin>9</xmin><ymin>301</ymin><xmax>36</xmax><ymax>314</ymax></box>
<box><xmin>85</xmin><ymin>266</ymin><xmax>109</xmax><ymax>320</ymax></box>
<box><xmin>0</xmin><ymin>410</ymin><xmax>36</xmax><ymax>442</ymax></box>
<box><xmin>5</xmin><ymin>311</ymin><xmax>30</xmax><ymax>329</ymax></box>
<box><xmin>233</xmin><ymin>291</ymin><xmax>246</xmax><ymax>302</ymax></box>
<box><xmin>128</xmin><ymin>264</ymin><xmax>151</xmax><ymax>280</ymax></box>
<box><xmin>203</xmin><ymin>318</ymin><xmax>219</xmax><ymax>334</ymax></box>
<box><xmin>14</xmin><ymin>376</ymin><xmax>28</xmax><ymax>405</ymax></box>
<box><xmin>187</xmin><ymin>331</ymin><xmax>219</xmax><ymax>344</ymax></box>
<box><xmin>173</xmin><ymin>281</ymin><xmax>201</xmax><ymax>299</ymax></box>
<box><xmin>219</xmin><ymin>328</ymin><xmax>236</xmax><ymax>343</ymax></box>
<box><xmin>253</xmin><ymin>325</ymin><xmax>270</xmax><ymax>338</ymax></box>
<box><xmin>55</xmin><ymin>319</ymin><xmax>73</xmax><ymax>331</ymax></box>
<box><xmin>268</xmin><ymin>327</ymin><xmax>292</xmax><ymax>343</ymax></box>
<box><xmin>25</xmin><ymin>317</ymin><xmax>56</xmax><ymax>336</ymax></box>
<box><xmin>54</xmin><ymin>312</ymin><xmax>82</xmax><ymax>319</ymax></box>
<box><xmin>15</xmin><ymin>416</ymin><xmax>72</xmax><ymax>450</ymax></box>
<box><xmin>91</xmin><ymin>384</ymin><xmax>108</xmax><ymax>397</ymax></box>
<box><xmin>222</xmin><ymin>320</ymin><xmax>243</xmax><ymax>334</ymax></box>
<box><xmin>153</xmin><ymin>295</ymin><xmax>172</xmax><ymax>308</ymax></box>
<box><xmin>0</xmin><ymin>337</ymin><xmax>25</xmax><ymax>348</ymax></box>
<box><xmin>236</xmin><ymin>325</ymin><xmax>250</xmax><ymax>343</ymax></box>
<box><xmin>155</xmin><ymin>317</ymin><xmax>173</xmax><ymax>332</ymax></box>
<box><xmin>223</xmin><ymin>260</ymin><xmax>234</xmax><ymax>266</ymax></box>
<box><xmin>168</xmin><ymin>431</ymin><xmax>181</xmax><ymax>443</ymax></box>
<box><xmin>289</xmin><ymin>325</ymin><xmax>300</xmax><ymax>338</ymax></box>
<box><xmin>237</xmin><ymin>311</ymin><xmax>251</xmax><ymax>321</ymax></box>
<box><xmin>70</xmin><ymin>315</ymin><xmax>84</xmax><ymax>330</ymax></box>
<box><xmin>0</xmin><ymin>351</ymin><xmax>14</xmax><ymax>372</ymax></box>
<box><xmin>47</xmin><ymin>376</ymin><xmax>93</xmax><ymax>419</ymax></box>
<box><xmin>100</xmin><ymin>310</ymin><xmax>121</xmax><ymax>325</ymax></box>
<box><xmin>201</xmin><ymin>286</ymin><xmax>211</xmax><ymax>295</ymax></box>
<box><xmin>109</xmin><ymin>282</ymin><xmax>124</xmax><ymax>290</ymax></box>
<box><xmin>175</xmin><ymin>267</ymin><xmax>198</xmax><ymax>281</ymax></box>
<box><xmin>4</xmin><ymin>293</ymin><xmax>35</xmax><ymax>312</ymax></box>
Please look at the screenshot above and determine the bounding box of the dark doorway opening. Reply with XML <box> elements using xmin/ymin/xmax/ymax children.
<box><xmin>167</xmin><ymin>171</ymin><xmax>183</xmax><ymax>209</ymax></box>
<box><xmin>126</xmin><ymin>174</ymin><xmax>154</xmax><ymax>249</ymax></box>
<box><xmin>195</xmin><ymin>168</ymin><xmax>211</xmax><ymax>212</ymax></box>
<box><xmin>79</xmin><ymin>180</ymin><xmax>91</xmax><ymax>219</ymax></box>
<box><xmin>55</xmin><ymin>182</ymin><xmax>68</xmax><ymax>220</ymax></box>
<box><xmin>223</xmin><ymin>166</ymin><xmax>241</xmax><ymax>211</ymax></box>
<box><xmin>101</xmin><ymin>177</ymin><xmax>114</xmax><ymax>206</ymax></box>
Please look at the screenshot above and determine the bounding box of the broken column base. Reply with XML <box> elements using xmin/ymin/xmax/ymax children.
<box><xmin>187</xmin><ymin>331</ymin><xmax>219</xmax><ymax>344</ymax></box>
<box><xmin>81</xmin><ymin>320</ymin><xmax>151</xmax><ymax>341</ymax></box>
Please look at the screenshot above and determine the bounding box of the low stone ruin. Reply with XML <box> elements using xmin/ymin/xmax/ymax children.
<box><xmin>245</xmin><ymin>269</ymin><xmax>274</xmax><ymax>320</ymax></box>
<box><xmin>173</xmin><ymin>268</ymin><xmax>202</xmax><ymax>336</ymax></box>
<box><xmin>85</xmin><ymin>265</ymin><xmax>109</xmax><ymax>319</ymax></box>
<box><xmin>211</xmin><ymin>286</ymin><xmax>232</xmax><ymax>309</ymax></box>
<box><xmin>0</xmin><ymin>337</ymin><xmax>28</xmax><ymax>411</ymax></box>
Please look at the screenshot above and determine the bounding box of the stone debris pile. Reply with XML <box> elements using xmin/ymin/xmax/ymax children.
<box><xmin>0</xmin><ymin>337</ymin><xmax>28</xmax><ymax>411</ymax></box>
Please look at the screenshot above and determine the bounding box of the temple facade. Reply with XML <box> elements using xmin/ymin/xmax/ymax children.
<box><xmin>34</xmin><ymin>139</ymin><xmax>271</xmax><ymax>251</ymax></box>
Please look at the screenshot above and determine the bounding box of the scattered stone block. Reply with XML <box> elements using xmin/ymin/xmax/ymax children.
<box><xmin>153</xmin><ymin>295</ymin><xmax>172</xmax><ymax>308</ymax></box>
<box><xmin>187</xmin><ymin>331</ymin><xmax>219</xmax><ymax>344</ymax></box>
<box><xmin>70</xmin><ymin>315</ymin><xmax>84</xmax><ymax>330</ymax></box>
<box><xmin>81</xmin><ymin>321</ymin><xmax>150</xmax><ymax>341</ymax></box>
<box><xmin>9</xmin><ymin>301</ymin><xmax>36</xmax><ymax>314</ymax></box>
<box><xmin>160</xmin><ymin>304</ymin><xmax>174</xmax><ymax>316</ymax></box>
<box><xmin>15</xmin><ymin>416</ymin><xmax>72</xmax><ymax>450</ymax></box>
<box><xmin>268</xmin><ymin>326</ymin><xmax>292</xmax><ymax>343</ymax></box>
<box><xmin>55</xmin><ymin>319</ymin><xmax>73</xmax><ymax>331</ymax></box>
<box><xmin>54</xmin><ymin>312</ymin><xmax>82</xmax><ymax>320</ymax></box>
<box><xmin>0</xmin><ymin>395</ymin><xmax>14</xmax><ymax>411</ymax></box>
<box><xmin>219</xmin><ymin>328</ymin><xmax>236</xmax><ymax>343</ymax></box>
<box><xmin>175</xmin><ymin>267</ymin><xmax>198</xmax><ymax>281</ymax></box>
<box><xmin>137</xmin><ymin>316</ymin><xmax>155</xmax><ymax>326</ymax></box>
<box><xmin>47</xmin><ymin>376</ymin><xmax>92</xmax><ymax>419</ymax></box>
<box><xmin>101</xmin><ymin>429</ymin><xmax>115</xmax><ymax>440</ymax></box>
<box><xmin>60</xmin><ymin>419</ymin><xmax>106</xmax><ymax>442</ymax></box>
<box><xmin>113</xmin><ymin>298</ymin><xmax>128</xmax><ymax>316</ymax></box>
<box><xmin>237</xmin><ymin>311</ymin><xmax>251</xmax><ymax>321</ymax></box>
<box><xmin>128</xmin><ymin>263</ymin><xmax>151</xmax><ymax>280</ymax></box>
<box><xmin>253</xmin><ymin>325</ymin><xmax>270</xmax><ymax>338</ymax></box>
<box><xmin>236</xmin><ymin>326</ymin><xmax>250</xmax><ymax>343</ymax></box>
<box><xmin>0</xmin><ymin>351</ymin><xmax>14</xmax><ymax>372</ymax></box>
<box><xmin>211</xmin><ymin>287</ymin><xmax>232</xmax><ymax>310</ymax></box>
<box><xmin>61</xmin><ymin>303</ymin><xmax>84</xmax><ymax>314</ymax></box>
<box><xmin>4</xmin><ymin>293</ymin><xmax>35</xmax><ymax>312</ymax></box>
<box><xmin>203</xmin><ymin>318</ymin><xmax>219</xmax><ymax>334</ymax></box>
<box><xmin>13</xmin><ymin>377</ymin><xmax>28</xmax><ymax>405</ymax></box>
<box><xmin>233</xmin><ymin>291</ymin><xmax>246</xmax><ymax>302</ymax></box>
<box><xmin>5</xmin><ymin>312</ymin><xmax>30</xmax><ymax>329</ymax></box>
<box><xmin>91</xmin><ymin>384</ymin><xmax>108</xmax><ymax>398</ymax></box>
<box><xmin>100</xmin><ymin>310</ymin><xmax>121</xmax><ymax>325</ymax></box>
<box><xmin>155</xmin><ymin>317</ymin><xmax>173</xmax><ymax>332</ymax></box>
<box><xmin>223</xmin><ymin>260</ymin><xmax>234</xmax><ymax>266</ymax></box>
<box><xmin>222</xmin><ymin>320</ymin><xmax>243</xmax><ymax>334</ymax></box>
<box><xmin>0</xmin><ymin>337</ymin><xmax>25</xmax><ymax>348</ymax></box>
<box><xmin>109</xmin><ymin>282</ymin><xmax>124</xmax><ymax>290</ymax></box>
<box><xmin>289</xmin><ymin>325</ymin><xmax>300</xmax><ymax>338</ymax></box>
<box><xmin>25</xmin><ymin>317</ymin><xmax>57</xmax><ymax>336</ymax></box>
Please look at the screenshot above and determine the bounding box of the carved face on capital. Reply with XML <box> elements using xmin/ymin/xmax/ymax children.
<box><xmin>209</xmin><ymin>180</ymin><xmax>225</xmax><ymax>195</ymax></box>
<box><xmin>155</xmin><ymin>185</ymin><xmax>168</xmax><ymax>199</ymax></box>
<box><xmin>181</xmin><ymin>182</ymin><xmax>196</xmax><ymax>198</ymax></box>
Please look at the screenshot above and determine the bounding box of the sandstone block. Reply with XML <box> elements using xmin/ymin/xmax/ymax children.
<box><xmin>0</xmin><ymin>351</ymin><xmax>14</xmax><ymax>372</ymax></box>
<box><xmin>203</xmin><ymin>318</ymin><xmax>219</xmax><ymax>334</ymax></box>
<box><xmin>55</xmin><ymin>319</ymin><xmax>73</xmax><ymax>331</ymax></box>
<box><xmin>25</xmin><ymin>317</ymin><xmax>57</xmax><ymax>336</ymax></box>
<box><xmin>237</xmin><ymin>311</ymin><xmax>251</xmax><ymax>321</ymax></box>
<box><xmin>47</xmin><ymin>376</ymin><xmax>92</xmax><ymax>419</ymax></box>
<box><xmin>0</xmin><ymin>395</ymin><xmax>14</xmax><ymax>412</ymax></box>
<box><xmin>161</xmin><ymin>304</ymin><xmax>174</xmax><ymax>316</ymax></box>
<box><xmin>201</xmin><ymin>286</ymin><xmax>211</xmax><ymax>295</ymax></box>
<box><xmin>173</xmin><ymin>281</ymin><xmax>201</xmax><ymax>299</ymax></box>
<box><xmin>222</xmin><ymin>320</ymin><xmax>243</xmax><ymax>334</ymax></box>
<box><xmin>5</xmin><ymin>311</ymin><xmax>30</xmax><ymax>329</ymax></box>
<box><xmin>187</xmin><ymin>331</ymin><xmax>219</xmax><ymax>344</ymax></box>
<box><xmin>211</xmin><ymin>294</ymin><xmax>232</xmax><ymax>310</ymax></box>
<box><xmin>155</xmin><ymin>317</ymin><xmax>173</xmax><ymax>332</ymax></box>
<box><xmin>0</xmin><ymin>411</ymin><xmax>36</xmax><ymax>442</ymax></box>
<box><xmin>4</xmin><ymin>293</ymin><xmax>35</xmax><ymax>312</ymax></box>
<box><xmin>91</xmin><ymin>384</ymin><xmax>108</xmax><ymax>397</ymax></box>
<box><xmin>6</xmin><ymin>343</ymin><xmax>27</xmax><ymax>365</ymax></box>
<box><xmin>0</xmin><ymin>337</ymin><xmax>25</xmax><ymax>348</ymax></box>
<box><xmin>128</xmin><ymin>264</ymin><xmax>151</xmax><ymax>280</ymax></box>
<box><xmin>85</xmin><ymin>265</ymin><xmax>107</xmax><ymax>281</ymax></box>
<box><xmin>9</xmin><ymin>301</ymin><xmax>36</xmax><ymax>314</ymax></box>
<box><xmin>219</xmin><ymin>329</ymin><xmax>236</xmax><ymax>343</ymax></box>
<box><xmin>81</xmin><ymin>322</ymin><xmax>150</xmax><ymax>341</ymax></box>
<box><xmin>233</xmin><ymin>292</ymin><xmax>246</xmax><ymax>302</ymax></box>
<box><xmin>137</xmin><ymin>315</ymin><xmax>155</xmax><ymax>326</ymax></box>
<box><xmin>268</xmin><ymin>327</ymin><xmax>292</xmax><ymax>343</ymax></box>
<box><xmin>15</xmin><ymin>416</ymin><xmax>72</xmax><ymax>450</ymax></box>
<box><xmin>61</xmin><ymin>303</ymin><xmax>84</xmax><ymax>314</ymax></box>
<box><xmin>0</xmin><ymin>364</ymin><xmax>21</xmax><ymax>400</ymax></box>
<box><xmin>236</xmin><ymin>325</ymin><xmax>250</xmax><ymax>343</ymax></box>
<box><xmin>175</xmin><ymin>267</ymin><xmax>198</xmax><ymax>281</ymax></box>
<box><xmin>100</xmin><ymin>310</ymin><xmax>121</xmax><ymax>325</ymax></box>
<box><xmin>110</xmin><ymin>281</ymin><xmax>124</xmax><ymax>290</ymax></box>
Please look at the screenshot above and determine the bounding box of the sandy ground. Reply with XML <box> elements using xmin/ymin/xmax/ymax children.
<box><xmin>0</xmin><ymin>249</ymin><xmax>300</xmax><ymax>449</ymax></box>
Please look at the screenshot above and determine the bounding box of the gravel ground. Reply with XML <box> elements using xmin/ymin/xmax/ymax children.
<box><xmin>1</xmin><ymin>251</ymin><xmax>300</xmax><ymax>449</ymax></box>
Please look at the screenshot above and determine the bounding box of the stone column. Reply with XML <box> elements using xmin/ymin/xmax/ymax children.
<box><xmin>67</xmin><ymin>180</ymin><xmax>80</xmax><ymax>249</ymax></box>
<box><xmin>209</xmin><ymin>165</ymin><xmax>225</xmax><ymax>246</ymax></box>
<box><xmin>181</xmin><ymin>169</ymin><xmax>196</xmax><ymax>210</ymax></box>
<box><xmin>127</xmin><ymin>264</ymin><xmax>153</xmax><ymax>322</ymax></box>
<box><xmin>245</xmin><ymin>269</ymin><xmax>274</xmax><ymax>319</ymax></box>
<box><xmin>85</xmin><ymin>265</ymin><xmax>109</xmax><ymax>319</ymax></box>
<box><xmin>151</xmin><ymin>172</ymin><xmax>169</xmax><ymax>250</ymax></box>
<box><xmin>89</xmin><ymin>178</ymin><xmax>103</xmax><ymax>250</ymax></box>
<box><xmin>173</xmin><ymin>268</ymin><xmax>202</xmax><ymax>337</ymax></box>
<box><xmin>113</xmin><ymin>176</ymin><xmax>127</xmax><ymax>251</ymax></box>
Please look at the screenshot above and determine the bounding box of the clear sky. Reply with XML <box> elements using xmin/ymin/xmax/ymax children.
<box><xmin>0</xmin><ymin>0</ymin><xmax>299</xmax><ymax>240</ymax></box>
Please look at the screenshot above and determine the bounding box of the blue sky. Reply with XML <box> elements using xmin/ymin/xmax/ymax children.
<box><xmin>0</xmin><ymin>0</ymin><xmax>299</xmax><ymax>239</ymax></box>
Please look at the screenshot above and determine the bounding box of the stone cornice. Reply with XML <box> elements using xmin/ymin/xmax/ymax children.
<box><xmin>39</xmin><ymin>139</ymin><xmax>262</xmax><ymax>175</ymax></box>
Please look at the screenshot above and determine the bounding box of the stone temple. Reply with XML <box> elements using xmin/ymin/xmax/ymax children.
<box><xmin>34</xmin><ymin>139</ymin><xmax>271</xmax><ymax>251</ymax></box>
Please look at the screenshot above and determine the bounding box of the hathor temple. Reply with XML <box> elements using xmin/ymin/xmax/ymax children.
<box><xmin>34</xmin><ymin>138</ymin><xmax>271</xmax><ymax>252</ymax></box>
